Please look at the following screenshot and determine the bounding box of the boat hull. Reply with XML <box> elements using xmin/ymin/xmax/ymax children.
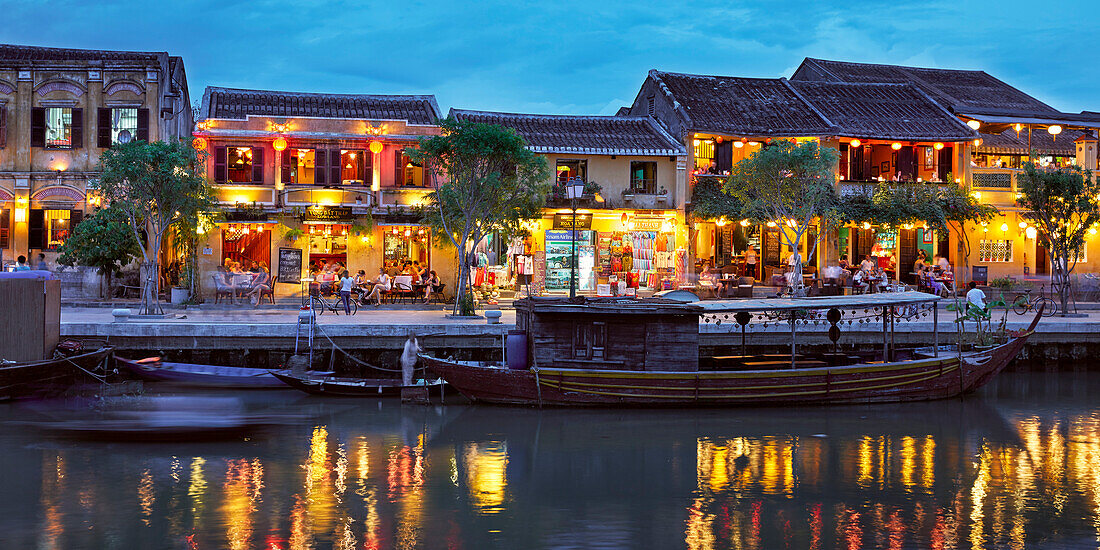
<box><xmin>269</xmin><ymin>370</ymin><xmax>445</xmax><ymax>397</ymax></box>
<box><xmin>422</xmin><ymin>326</ymin><xmax>1036</xmax><ymax>407</ymax></box>
<box><xmin>117</xmin><ymin>358</ymin><xmax>287</xmax><ymax>389</ymax></box>
<box><xmin>0</xmin><ymin>347</ymin><xmax>112</xmax><ymax>400</ymax></box>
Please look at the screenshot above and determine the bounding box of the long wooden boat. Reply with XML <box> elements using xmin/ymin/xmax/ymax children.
<box><xmin>422</xmin><ymin>293</ymin><xmax>1041</xmax><ymax>407</ymax></box>
<box><xmin>269</xmin><ymin>370</ymin><xmax>446</xmax><ymax>397</ymax></box>
<box><xmin>0</xmin><ymin>347</ymin><xmax>112</xmax><ymax>401</ymax></box>
<box><xmin>116</xmin><ymin>357</ymin><xmax>287</xmax><ymax>389</ymax></box>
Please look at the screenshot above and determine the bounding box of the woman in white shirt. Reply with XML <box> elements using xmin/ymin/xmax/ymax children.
<box><xmin>363</xmin><ymin>268</ymin><xmax>390</xmax><ymax>306</ymax></box>
<box><xmin>338</xmin><ymin>270</ymin><xmax>355</xmax><ymax>314</ymax></box>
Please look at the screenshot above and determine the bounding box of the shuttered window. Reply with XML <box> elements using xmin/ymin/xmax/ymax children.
<box><xmin>43</xmin><ymin>107</ymin><xmax>74</xmax><ymax>148</ymax></box>
<box><xmin>0</xmin><ymin>208</ymin><xmax>9</xmax><ymax>248</ymax></box>
<box><xmin>97</xmin><ymin>108</ymin><xmax>140</xmax><ymax>147</ymax></box>
<box><xmin>283</xmin><ymin>149</ymin><xmax>315</xmax><ymax>184</ymax></box>
<box><xmin>0</xmin><ymin>105</ymin><xmax>6</xmax><ymax>149</ymax></box>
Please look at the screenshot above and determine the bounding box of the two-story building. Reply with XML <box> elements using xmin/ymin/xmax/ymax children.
<box><xmin>791</xmin><ymin>58</ymin><xmax>1100</xmax><ymax>281</ymax></box>
<box><xmin>623</xmin><ymin>69</ymin><xmax>976</xmax><ymax>283</ymax></box>
<box><xmin>450</xmin><ymin>109</ymin><xmax>687</xmax><ymax>295</ymax></box>
<box><xmin>0</xmin><ymin>43</ymin><xmax>191</xmax><ymax>269</ymax></box>
<box><xmin>192</xmin><ymin>87</ymin><xmax>453</xmax><ymax>298</ymax></box>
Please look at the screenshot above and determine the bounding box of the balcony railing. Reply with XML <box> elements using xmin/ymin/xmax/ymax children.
<box><xmin>972</xmin><ymin>168</ymin><xmax>1018</xmax><ymax>190</ymax></box>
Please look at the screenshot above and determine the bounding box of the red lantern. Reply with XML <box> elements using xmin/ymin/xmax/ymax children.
<box><xmin>191</xmin><ymin>137</ymin><xmax>207</xmax><ymax>150</ymax></box>
<box><xmin>273</xmin><ymin>137</ymin><xmax>288</xmax><ymax>151</ymax></box>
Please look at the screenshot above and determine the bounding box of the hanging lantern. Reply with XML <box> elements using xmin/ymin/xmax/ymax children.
<box><xmin>1000</xmin><ymin>223</ymin><xmax>1009</xmax><ymax>232</ymax></box>
<box><xmin>933</xmin><ymin>142</ymin><xmax>944</xmax><ymax>150</ymax></box>
<box><xmin>1014</xmin><ymin>123</ymin><xmax>1023</xmax><ymax>135</ymax></box>
<box><xmin>621</xmin><ymin>212</ymin><xmax>629</xmax><ymax>226</ymax></box>
<box><xmin>967</xmin><ymin>120</ymin><xmax>981</xmax><ymax>130</ymax></box>
<box><xmin>1026</xmin><ymin>226</ymin><xmax>1037</xmax><ymax>240</ymax></box>
<box><xmin>369</xmin><ymin>141</ymin><xmax>384</xmax><ymax>154</ymax></box>
<box><xmin>1018</xmin><ymin>221</ymin><xmax>1027</xmax><ymax>229</ymax></box>
<box><xmin>739</xmin><ymin>219</ymin><xmax>749</xmax><ymax>227</ymax></box>
<box><xmin>891</xmin><ymin>142</ymin><xmax>902</xmax><ymax>150</ymax></box>
<box><xmin>849</xmin><ymin>139</ymin><xmax>861</xmax><ymax>148</ymax></box>
<box><xmin>715</xmin><ymin>136</ymin><xmax>723</xmax><ymax>143</ymax></box>
<box><xmin>191</xmin><ymin>137</ymin><xmax>208</xmax><ymax>151</ymax></box>
<box><xmin>1048</xmin><ymin>125</ymin><xmax>1063</xmax><ymax>141</ymax></box>
<box><xmin>273</xmin><ymin>137</ymin><xmax>288</xmax><ymax>152</ymax></box>
<box><xmin>734</xmin><ymin>141</ymin><xmax>744</xmax><ymax>149</ymax></box>
<box><xmin>404</xmin><ymin>229</ymin><xmax>412</xmax><ymax>237</ymax></box>
<box><xmin>862</xmin><ymin>222</ymin><xmax>871</xmax><ymax>230</ymax></box>
<box><xmin>973</xmin><ymin>139</ymin><xmax>983</xmax><ymax>147</ymax></box>
<box><xmin>242</xmin><ymin>224</ymin><xmax>250</xmax><ymax>234</ymax></box>
<box><xmin>715</xmin><ymin>218</ymin><xmax>727</xmax><ymax>227</ymax></box>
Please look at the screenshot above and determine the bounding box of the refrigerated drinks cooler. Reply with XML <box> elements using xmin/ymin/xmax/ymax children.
<box><xmin>544</xmin><ymin>230</ymin><xmax>595</xmax><ymax>292</ymax></box>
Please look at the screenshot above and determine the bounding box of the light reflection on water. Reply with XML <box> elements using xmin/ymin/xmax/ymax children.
<box><xmin>0</xmin><ymin>371</ymin><xmax>1097</xmax><ymax>549</ymax></box>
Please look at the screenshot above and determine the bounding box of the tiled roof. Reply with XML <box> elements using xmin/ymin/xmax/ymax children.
<box><xmin>449</xmin><ymin>109</ymin><xmax>685</xmax><ymax>156</ymax></box>
<box><xmin>975</xmin><ymin>127</ymin><xmax>1086</xmax><ymax>156</ymax></box>
<box><xmin>786</xmin><ymin>81</ymin><xmax>976</xmax><ymax>141</ymax></box>
<box><xmin>649</xmin><ymin>71</ymin><xmax>834</xmax><ymax>137</ymax></box>
<box><xmin>0</xmin><ymin>43</ymin><xmax>163</xmax><ymax>62</ymax></box>
<box><xmin>793</xmin><ymin>58</ymin><xmax>1059</xmax><ymax>115</ymax></box>
<box><xmin>202</xmin><ymin>87</ymin><xmax>441</xmax><ymax>125</ymax></box>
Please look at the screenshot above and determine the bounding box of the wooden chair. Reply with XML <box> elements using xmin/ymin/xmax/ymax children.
<box><xmin>211</xmin><ymin>275</ymin><xmax>234</xmax><ymax>304</ymax></box>
<box><xmin>733</xmin><ymin>276</ymin><xmax>754</xmax><ymax>298</ymax></box>
<box><xmin>428</xmin><ymin>283</ymin><xmax>447</xmax><ymax>304</ymax></box>
<box><xmin>390</xmin><ymin>275</ymin><xmax>415</xmax><ymax>304</ymax></box>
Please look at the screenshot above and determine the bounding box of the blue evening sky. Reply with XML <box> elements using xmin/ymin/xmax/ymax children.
<box><xmin>3</xmin><ymin>0</ymin><xmax>1098</xmax><ymax>116</ymax></box>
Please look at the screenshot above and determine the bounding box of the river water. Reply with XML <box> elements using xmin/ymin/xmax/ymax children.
<box><xmin>0</xmin><ymin>370</ymin><xmax>1098</xmax><ymax>549</ymax></box>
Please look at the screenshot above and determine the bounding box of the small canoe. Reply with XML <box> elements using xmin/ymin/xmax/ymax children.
<box><xmin>269</xmin><ymin>370</ymin><xmax>446</xmax><ymax>397</ymax></box>
<box><xmin>116</xmin><ymin>357</ymin><xmax>287</xmax><ymax>389</ymax></box>
<box><xmin>0</xmin><ymin>347</ymin><xmax>112</xmax><ymax>401</ymax></box>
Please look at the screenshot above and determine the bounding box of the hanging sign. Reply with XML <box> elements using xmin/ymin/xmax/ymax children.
<box><xmin>302</xmin><ymin>206</ymin><xmax>354</xmax><ymax>223</ymax></box>
<box><xmin>553</xmin><ymin>213</ymin><xmax>592</xmax><ymax>230</ymax></box>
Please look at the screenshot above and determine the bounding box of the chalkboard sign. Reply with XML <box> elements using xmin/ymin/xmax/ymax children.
<box><xmin>764</xmin><ymin>227</ymin><xmax>781</xmax><ymax>264</ymax></box>
<box><xmin>529</xmin><ymin>251</ymin><xmax>546</xmax><ymax>296</ymax></box>
<box><xmin>277</xmin><ymin>247</ymin><xmax>303</xmax><ymax>284</ymax></box>
<box><xmin>972</xmin><ymin>265</ymin><xmax>988</xmax><ymax>285</ymax></box>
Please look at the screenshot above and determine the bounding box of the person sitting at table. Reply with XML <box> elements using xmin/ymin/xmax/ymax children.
<box><xmin>913</xmin><ymin>250</ymin><xmax>927</xmax><ymax>274</ymax></box>
<box><xmin>851</xmin><ymin>268</ymin><xmax>867</xmax><ymax>293</ymax></box>
<box><xmin>249</xmin><ymin>260</ymin><xmax>261</xmax><ymax>274</ymax></box>
<box><xmin>923</xmin><ymin>266</ymin><xmax>946</xmax><ymax>297</ymax></box>
<box><xmin>417</xmin><ymin>261</ymin><xmax>430</xmax><ymax>283</ymax></box>
<box><xmin>423</xmin><ymin>270</ymin><xmax>442</xmax><ymax>303</ymax></box>
<box><xmin>859</xmin><ymin>254</ymin><xmax>877</xmax><ymax>274</ymax></box>
<box><xmin>873</xmin><ymin>266</ymin><xmax>889</xmax><ymax>292</ymax></box>
<box><xmin>245</xmin><ymin>263</ymin><xmax>271</xmax><ymax>306</ymax></box>
<box><xmin>362</xmin><ymin>267</ymin><xmax>390</xmax><ymax>306</ymax></box>
<box><xmin>316</xmin><ymin>264</ymin><xmax>338</xmax><ymax>294</ymax></box>
<box><xmin>838</xmin><ymin>254</ymin><xmax>850</xmax><ymax>269</ymax></box>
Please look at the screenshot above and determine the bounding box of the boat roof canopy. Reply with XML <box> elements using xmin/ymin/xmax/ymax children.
<box><xmin>695</xmin><ymin>291</ymin><xmax>940</xmax><ymax>314</ymax></box>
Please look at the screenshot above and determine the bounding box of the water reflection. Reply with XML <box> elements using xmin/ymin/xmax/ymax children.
<box><xmin>0</xmin><ymin>371</ymin><xmax>1097</xmax><ymax>549</ymax></box>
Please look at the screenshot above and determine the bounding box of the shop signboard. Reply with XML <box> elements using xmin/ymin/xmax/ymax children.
<box><xmin>530</xmin><ymin>251</ymin><xmax>546</xmax><ymax>296</ymax></box>
<box><xmin>277</xmin><ymin>247</ymin><xmax>303</xmax><ymax>284</ymax></box>
<box><xmin>632</xmin><ymin>218</ymin><xmax>665</xmax><ymax>231</ymax></box>
<box><xmin>224</xmin><ymin>210</ymin><xmax>270</xmax><ymax>222</ymax></box>
<box><xmin>302</xmin><ymin>206</ymin><xmax>355</xmax><ymax>223</ymax></box>
<box><xmin>553</xmin><ymin>213</ymin><xmax>592</xmax><ymax>230</ymax></box>
<box><xmin>764</xmin><ymin>227</ymin><xmax>781</xmax><ymax>264</ymax></box>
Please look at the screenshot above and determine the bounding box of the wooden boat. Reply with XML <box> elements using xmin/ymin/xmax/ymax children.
<box><xmin>116</xmin><ymin>356</ymin><xmax>287</xmax><ymax>389</ymax></box>
<box><xmin>0</xmin><ymin>346</ymin><xmax>113</xmax><ymax>400</ymax></box>
<box><xmin>422</xmin><ymin>293</ymin><xmax>1041</xmax><ymax>407</ymax></box>
<box><xmin>270</xmin><ymin>369</ymin><xmax>446</xmax><ymax>397</ymax></box>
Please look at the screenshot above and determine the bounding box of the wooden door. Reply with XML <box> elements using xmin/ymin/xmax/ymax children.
<box><xmin>899</xmin><ymin>229</ymin><xmax>918</xmax><ymax>283</ymax></box>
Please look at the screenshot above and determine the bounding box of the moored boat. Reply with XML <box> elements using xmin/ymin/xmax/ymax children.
<box><xmin>116</xmin><ymin>357</ymin><xmax>287</xmax><ymax>389</ymax></box>
<box><xmin>269</xmin><ymin>370</ymin><xmax>446</xmax><ymax>397</ymax></box>
<box><xmin>0</xmin><ymin>346</ymin><xmax>113</xmax><ymax>401</ymax></box>
<box><xmin>422</xmin><ymin>293</ymin><xmax>1041</xmax><ymax>407</ymax></box>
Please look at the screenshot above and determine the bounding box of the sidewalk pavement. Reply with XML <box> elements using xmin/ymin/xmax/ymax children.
<box><xmin>62</xmin><ymin>306</ymin><xmax>518</xmax><ymax>326</ymax></box>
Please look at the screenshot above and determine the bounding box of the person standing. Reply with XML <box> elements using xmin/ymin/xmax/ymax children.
<box><xmin>744</xmin><ymin>244</ymin><xmax>757</xmax><ymax>280</ymax></box>
<box><xmin>338</xmin><ymin>270</ymin><xmax>355</xmax><ymax>315</ymax></box>
<box><xmin>36</xmin><ymin>253</ymin><xmax>48</xmax><ymax>271</ymax></box>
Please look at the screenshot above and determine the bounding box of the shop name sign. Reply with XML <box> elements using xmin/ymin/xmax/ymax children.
<box><xmin>632</xmin><ymin>218</ymin><xmax>665</xmax><ymax>231</ymax></box>
<box><xmin>302</xmin><ymin>206</ymin><xmax>354</xmax><ymax>223</ymax></box>
<box><xmin>553</xmin><ymin>213</ymin><xmax>592</xmax><ymax>230</ymax></box>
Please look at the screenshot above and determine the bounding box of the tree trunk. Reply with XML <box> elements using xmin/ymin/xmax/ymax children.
<box><xmin>140</xmin><ymin>260</ymin><xmax>160</xmax><ymax>315</ymax></box>
<box><xmin>454</xmin><ymin>245</ymin><xmax>469</xmax><ymax>316</ymax></box>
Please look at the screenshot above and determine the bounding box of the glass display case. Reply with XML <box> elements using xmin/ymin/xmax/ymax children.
<box><xmin>544</xmin><ymin>229</ymin><xmax>595</xmax><ymax>292</ymax></box>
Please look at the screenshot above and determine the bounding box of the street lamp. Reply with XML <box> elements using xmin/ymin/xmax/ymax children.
<box><xmin>565</xmin><ymin>177</ymin><xmax>585</xmax><ymax>298</ymax></box>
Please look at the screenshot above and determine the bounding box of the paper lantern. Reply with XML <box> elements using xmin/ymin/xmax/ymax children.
<box><xmin>191</xmin><ymin>137</ymin><xmax>207</xmax><ymax>150</ymax></box>
<box><xmin>933</xmin><ymin>142</ymin><xmax>944</xmax><ymax>150</ymax></box>
<box><xmin>273</xmin><ymin>137</ymin><xmax>288</xmax><ymax>151</ymax></box>
<box><xmin>967</xmin><ymin>120</ymin><xmax>981</xmax><ymax>130</ymax></box>
<box><xmin>369</xmin><ymin>141</ymin><xmax>384</xmax><ymax>154</ymax></box>
<box><xmin>849</xmin><ymin>139</ymin><xmax>861</xmax><ymax>148</ymax></box>
<box><xmin>891</xmin><ymin>142</ymin><xmax>902</xmax><ymax>150</ymax></box>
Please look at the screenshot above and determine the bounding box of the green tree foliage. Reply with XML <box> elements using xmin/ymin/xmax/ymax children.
<box><xmin>688</xmin><ymin>176</ymin><xmax>743</xmax><ymax>221</ymax></box>
<box><xmin>56</xmin><ymin>206</ymin><xmax>141</xmax><ymax>298</ymax></box>
<box><xmin>94</xmin><ymin>140</ymin><xmax>214</xmax><ymax>314</ymax></box>
<box><xmin>724</xmin><ymin>141</ymin><xmax>840</xmax><ymax>294</ymax></box>
<box><xmin>406</xmin><ymin>117</ymin><xmax>550</xmax><ymax>312</ymax></box>
<box><xmin>1016</xmin><ymin>162</ymin><xmax>1099</xmax><ymax>315</ymax></box>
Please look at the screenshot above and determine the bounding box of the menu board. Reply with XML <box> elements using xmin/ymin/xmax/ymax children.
<box><xmin>597</xmin><ymin>232</ymin><xmax>614</xmax><ymax>277</ymax></box>
<box><xmin>277</xmin><ymin>247</ymin><xmax>303</xmax><ymax>284</ymax></box>
<box><xmin>529</xmin><ymin>251</ymin><xmax>546</xmax><ymax>296</ymax></box>
<box><xmin>764</xmin><ymin>227</ymin><xmax>781</xmax><ymax>264</ymax></box>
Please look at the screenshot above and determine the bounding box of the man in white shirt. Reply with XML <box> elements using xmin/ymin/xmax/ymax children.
<box><xmin>859</xmin><ymin>254</ymin><xmax>877</xmax><ymax>274</ymax></box>
<box><xmin>966</xmin><ymin>281</ymin><xmax>986</xmax><ymax>311</ymax></box>
<box><xmin>937</xmin><ymin>255</ymin><xmax>950</xmax><ymax>273</ymax></box>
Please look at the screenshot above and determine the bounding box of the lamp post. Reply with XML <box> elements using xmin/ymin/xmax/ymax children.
<box><xmin>565</xmin><ymin>177</ymin><xmax>585</xmax><ymax>298</ymax></box>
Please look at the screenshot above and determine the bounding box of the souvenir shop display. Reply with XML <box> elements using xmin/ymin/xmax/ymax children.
<box><xmin>544</xmin><ymin>230</ymin><xmax>596</xmax><ymax>292</ymax></box>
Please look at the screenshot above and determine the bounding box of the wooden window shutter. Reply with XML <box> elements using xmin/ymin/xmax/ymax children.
<box><xmin>31</xmin><ymin>107</ymin><xmax>45</xmax><ymax>147</ymax></box>
<box><xmin>136</xmin><ymin>108</ymin><xmax>149</xmax><ymax>142</ymax></box>
<box><xmin>214</xmin><ymin>146</ymin><xmax>227</xmax><ymax>183</ymax></box>
<box><xmin>839</xmin><ymin>143</ymin><xmax>849</xmax><ymax>180</ymax></box>
<box><xmin>70</xmin><ymin>209</ymin><xmax>83</xmax><ymax>228</ymax></box>
<box><xmin>330</xmin><ymin>151</ymin><xmax>341</xmax><ymax>185</ymax></box>
<box><xmin>281</xmin><ymin>149</ymin><xmax>292</xmax><ymax>183</ymax></box>
<box><xmin>0</xmin><ymin>209</ymin><xmax>8</xmax><ymax>248</ymax></box>
<box><xmin>28</xmin><ymin>209</ymin><xmax>45</xmax><ymax>250</ymax></box>
<box><xmin>97</xmin><ymin>108</ymin><xmax>112</xmax><ymax>148</ymax></box>
<box><xmin>938</xmin><ymin>146</ymin><xmax>953</xmax><ymax>181</ymax></box>
<box><xmin>315</xmin><ymin>150</ymin><xmax>327</xmax><ymax>185</ymax></box>
<box><xmin>0</xmin><ymin>105</ymin><xmax>6</xmax><ymax>149</ymax></box>
<box><xmin>358</xmin><ymin>150</ymin><xmax>368</xmax><ymax>183</ymax></box>
<box><xmin>251</xmin><ymin>147</ymin><xmax>264</xmax><ymax>184</ymax></box>
<box><xmin>70</xmin><ymin>108</ymin><xmax>83</xmax><ymax>149</ymax></box>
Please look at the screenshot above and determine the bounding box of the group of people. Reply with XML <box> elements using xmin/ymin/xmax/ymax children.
<box><xmin>9</xmin><ymin>253</ymin><xmax>48</xmax><ymax>272</ymax></box>
<box><xmin>217</xmin><ymin>258</ymin><xmax>272</xmax><ymax>306</ymax></box>
<box><xmin>913</xmin><ymin>250</ymin><xmax>953</xmax><ymax>297</ymax></box>
<box><xmin>306</xmin><ymin>258</ymin><xmax>443</xmax><ymax>313</ymax></box>
<box><xmin>837</xmin><ymin>254</ymin><xmax>891</xmax><ymax>293</ymax></box>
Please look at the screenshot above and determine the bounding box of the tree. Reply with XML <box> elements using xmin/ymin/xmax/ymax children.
<box><xmin>94</xmin><ymin>140</ymin><xmax>214</xmax><ymax>314</ymax></box>
<box><xmin>407</xmin><ymin>117</ymin><xmax>550</xmax><ymax>314</ymax></box>
<box><xmin>725</xmin><ymin>140</ymin><xmax>840</xmax><ymax>295</ymax></box>
<box><xmin>56</xmin><ymin>206</ymin><xmax>141</xmax><ymax>298</ymax></box>
<box><xmin>1016</xmin><ymin>162</ymin><xmax>1099</xmax><ymax>315</ymax></box>
<box><xmin>937</xmin><ymin>181</ymin><xmax>997</xmax><ymax>285</ymax></box>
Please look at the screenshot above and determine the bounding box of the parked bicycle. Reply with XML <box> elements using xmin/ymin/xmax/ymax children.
<box><xmin>309</xmin><ymin>288</ymin><xmax>358</xmax><ymax>316</ymax></box>
<box><xmin>1011</xmin><ymin>285</ymin><xmax>1057</xmax><ymax>317</ymax></box>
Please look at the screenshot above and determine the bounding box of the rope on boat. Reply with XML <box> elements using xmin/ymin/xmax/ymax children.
<box><xmin>57</xmin><ymin>353</ymin><xmax>109</xmax><ymax>383</ymax></box>
<box><xmin>313</xmin><ymin>323</ymin><xmax>427</xmax><ymax>374</ymax></box>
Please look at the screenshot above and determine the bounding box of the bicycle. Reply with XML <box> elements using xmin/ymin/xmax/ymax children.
<box><xmin>1011</xmin><ymin>285</ymin><xmax>1057</xmax><ymax>317</ymax></box>
<box><xmin>310</xmin><ymin>288</ymin><xmax>358</xmax><ymax>316</ymax></box>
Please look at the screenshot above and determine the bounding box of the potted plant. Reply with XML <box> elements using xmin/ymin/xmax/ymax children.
<box><xmin>284</xmin><ymin>228</ymin><xmax>304</xmax><ymax>243</ymax></box>
<box><xmin>621</xmin><ymin>188</ymin><xmax>635</xmax><ymax>202</ymax></box>
<box><xmin>656</xmin><ymin>186</ymin><xmax>669</xmax><ymax>203</ymax></box>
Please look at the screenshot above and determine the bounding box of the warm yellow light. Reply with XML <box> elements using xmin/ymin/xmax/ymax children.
<box><xmin>234</xmin><ymin>195</ymin><xmax>249</xmax><ymax>204</ymax></box>
<box><xmin>733</xmin><ymin>141</ymin><xmax>744</xmax><ymax>149</ymax></box>
<box><xmin>933</xmin><ymin>142</ymin><xmax>944</xmax><ymax>150</ymax></box>
<box><xmin>1000</xmin><ymin>223</ymin><xmax>1009</xmax><ymax>232</ymax></box>
<box><xmin>786</xmin><ymin>219</ymin><xmax>796</xmax><ymax>228</ymax></box>
<box><xmin>242</xmin><ymin>225</ymin><xmax>250</xmax><ymax>234</ymax></box>
<box><xmin>1091</xmin><ymin>227</ymin><xmax>1098</xmax><ymax>236</ymax></box>
<box><xmin>973</xmin><ymin>139</ymin><xmax>983</xmax><ymax>147</ymax></box>
<box><xmin>369</xmin><ymin>141</ymin><xmax>384</xmax><ymax>154</ymax></box>
<box><xmin>739</xmin><ymin>219</ymin><xmax>749</xmax><ymax>227</ymax></box>
<box><xmin>196</xmin><ymin>224</ymin><xmax>205</xmax><ymax>235</ymax></box>
<box><xmin>14</xmin><ymin>208</ymin><xmax>27</xmax><ymax>223</ymax></box>
<box><xmin>371</xmin><ymin>180</ymin><xmax>379</xmax><ymax>192</ymax></box>
<box><xmin>1018</xmin><ymin>221</ymin><xmax>1027</xmax><ymax>229</ymax></box>
<box><xmin>715</xmin><ymin>218</ymin><xmax>727</xmax><ymax>227</ymax></box>
<box><xmin>272</xmin><ymin>137</ymin><xmax>288</xmax><ymax>152</ymax></box>
<box><xmin>1048</xmin><ymin>125</ymin><xmax>1063</xmax><ymax>136</ymax></box>
<box><xmin>1014</xmin><ymin>123</ymin><xmax>1023</xmax><ymax>133</ymax></box>
<box><xmin>967</xmin><ymin>120</ymin><xmax>981</xmax><ymax>130</ymax></box>
<box><xmin>891</xmin><ymin>142</ymin><xmax>902</xmax><ymax>150</ymax></box>
<box><xmin>983</xmin><ymin>226</ymin><xmax>988</xmax><ymax>233</ymax></box>
<box><xmin>767</xmin><ymin>221</ymin><xmax>777</xmax><ymax>228</ymax></box>
<box><xmin>972</xmin><ymin>191</ymin><xmax>981</xmax><ymax>200</ymax></box>
<box><xmin>849</xmin><ymin>139</ymin><xmax>861</xmax><ymax>148</ymax></box>
<box><xmin>360</xmin><ymin>235</ymin><xmax>369</xmax><ymax>244</ymax></box>
<box><xmin>191</xmin><ymin>137</ymin><xmax>207</xmax><ymax>150</ymax></box>
<box><xmin>862</xmin><ymin>222</ymin><xmax>871</xmax><ymax>230</ymax></box>
<box><xmin>1026</xmin><ymin>226</ymin><xmax>1037</xmax><ymax>239</ymax></box>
